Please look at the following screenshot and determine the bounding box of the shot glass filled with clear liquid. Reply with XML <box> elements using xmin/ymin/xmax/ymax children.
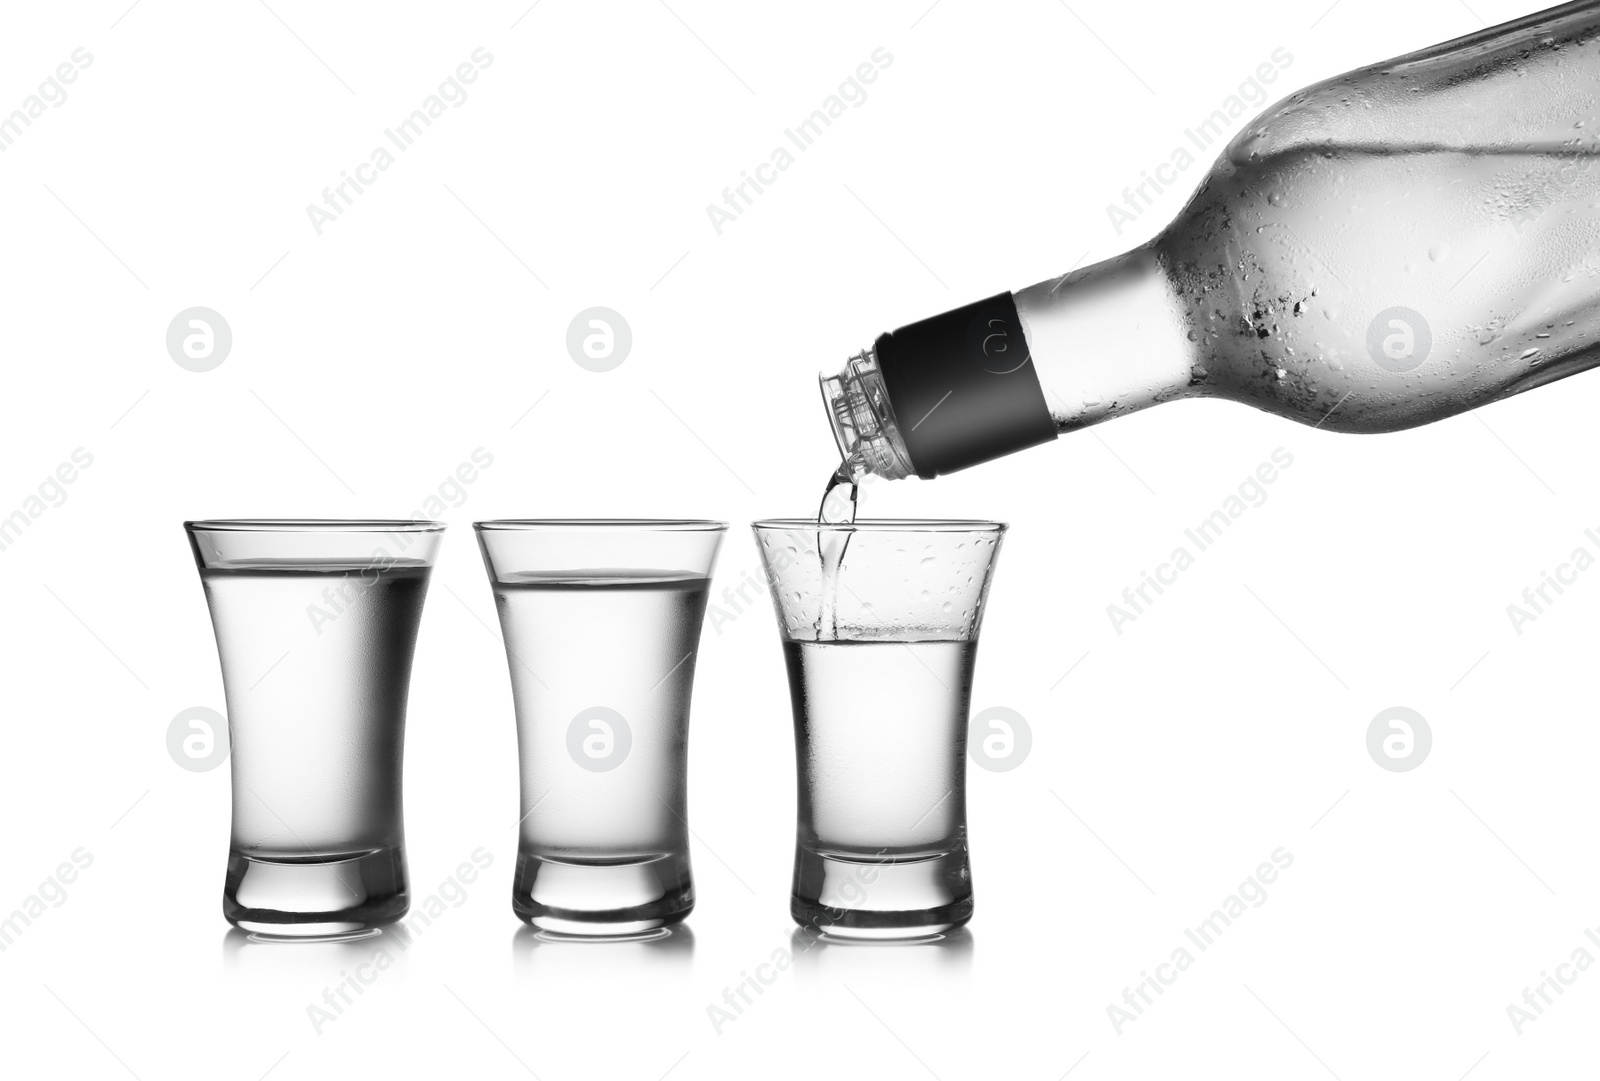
<box><xmin>475</xmin><ymin>520</ymin><xmax>726</xmax><ymax>935</ymax></box>
<box><xmin>754</xmin><ymin>519</ymin><xmax>1006</xmax><ymax>939</ymax></box>
<box><xmin>185</xmin><ymin>520</ymin><xmax>443</xmax><ymax>938</ymax></box>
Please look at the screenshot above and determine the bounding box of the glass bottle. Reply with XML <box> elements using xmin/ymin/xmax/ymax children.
<box><xmin>823</xmin><ymin>0</ymin><xmax>1600</xmax><ymax>479</ymax></box>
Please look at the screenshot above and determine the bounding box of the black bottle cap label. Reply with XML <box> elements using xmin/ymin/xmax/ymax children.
<box><xmin>874</xmin><ymin>293</ymin><xmax>1057</xmax><ymax>479</ymax></box>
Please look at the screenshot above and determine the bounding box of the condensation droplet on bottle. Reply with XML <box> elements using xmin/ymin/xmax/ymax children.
<box><xmin>1429</xmin><ymin>243</ymin><xmax>1451</xmax><ymax>262</ymax></box>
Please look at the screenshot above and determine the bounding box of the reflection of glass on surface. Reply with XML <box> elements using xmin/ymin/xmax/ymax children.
<box><xmin>511</xmin><ymin>924</ymin><xmax>695</xmax><ymax>983</ymax></box>
<box><xmin>222</xmin><ymin>926</ymin><xmax>406</xmax><ymax>981</ymax></box>
<box><xmin>786</xmin><ymin>926</ymin><xmax>974</xmax><ymax>980</ymax></box>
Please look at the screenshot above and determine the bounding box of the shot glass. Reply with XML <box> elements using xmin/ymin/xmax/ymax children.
<box><xmin>475</xmin><ymin>520</ymin><xmax>727</xmax><ymax>935</ymax></box>
<box><xmin>754</xmin><ymin>519</ymin><xmax>1006</xmax><ymax>939</ymax></box>
<box><xmin>185</xmin><ymin>520</ymin><xmax>443</xmax><ymax>938</ymax></box>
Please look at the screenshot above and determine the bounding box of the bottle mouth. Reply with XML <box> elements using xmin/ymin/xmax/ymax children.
<box><xmin>818</xmin><ymin>348</ymin><xmax>914</xmax><ymax>480</ymax></box>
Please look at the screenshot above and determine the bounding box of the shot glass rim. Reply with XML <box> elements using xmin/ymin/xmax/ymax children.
<box><xmin>752</xmin><ymin>518</ymin><xmax>1007</xmax><ymax>534</ymax></box>
<box><xmin>474</xmin><ymin>519</ymin><xmax>729</xmax><ymax>532</ymax></box>
<box><xmin>184</xmin><ymin>518</ymin><xmax>446</xmax><ymax>533</ymax></box>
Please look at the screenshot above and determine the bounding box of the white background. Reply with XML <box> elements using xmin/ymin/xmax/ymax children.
<box><xmin>0</xmin><ymin>0</ymin><xmax>1594</xmax><ymax>1077</ymax></box>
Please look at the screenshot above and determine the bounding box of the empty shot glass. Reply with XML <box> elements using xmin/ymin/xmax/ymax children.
<box><xmin>475</xmin><ymin>520</ymin><xmax>727</xmax><ymax>935</ymax></box>
<box><xmin>185</xmin><ymin>520</ymin><xmax>443</xmax><ymax>938</ymax></box>
<box><xmin>754</xmin><ymin>519</ymin><xmax>1006</xmax><ymax>939</ymax></box>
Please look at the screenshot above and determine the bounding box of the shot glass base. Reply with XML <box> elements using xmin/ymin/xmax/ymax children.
<box><xmin>224</xmin><ymin>846</ymin><xmax>408</xmax><ymax>938</ymax></box>
<box><xmin>512</xmin><ymin>851</ymin><xmax>693</xmax><ymax>936</ymax></box>
<box><xmin>791</xmin><ymin>847</ymin><xmax>973</xmax><ymax>940</ymax></box>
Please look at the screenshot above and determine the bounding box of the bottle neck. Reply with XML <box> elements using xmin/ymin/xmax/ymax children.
<box><xmin>822</xmin><ymin>247</ymin><xmax>1195</xmax><ymax>479</ymax></box>
<box><xmin>1012</xmin><ymin>245</ymin><xmax>1196</xmax><ymax>433</ymax></box>
<box><xmin>823</xmin><ymin>293</ymin><xmax>1060</xmax><ymax>480</ymax></box>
